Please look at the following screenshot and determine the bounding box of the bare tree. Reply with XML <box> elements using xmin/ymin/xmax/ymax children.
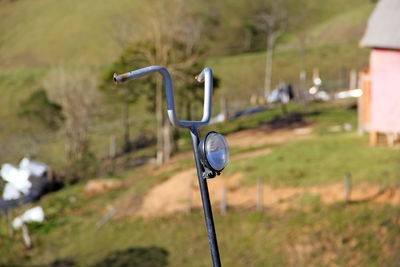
<box><xmin>106</xmin><ymin>0</ymin><xmax>205</xmax><ymax>165</ymax></box>
<box><xmin>252</xmin><ymin>0</ymin><xmax>288</xmax><ymax>101</ymax></box>
<box><xmin>296</xmin><ymin>30</ymin><xmax>309</xmax><ymax>106</ymax></box>
<box><xmin>290</xmin><ymin>6</ymin><xmax>311</xmax><ymax>106</ymax></box>
<box><xmin>126</xmin><ymin>0</ymin><xmax>204</xmax><ymax>165</ymax></box>
<box><xmin>44</xmin><ymin>68</ymin><xmax>101</xmax><ymax>161</ymax></box>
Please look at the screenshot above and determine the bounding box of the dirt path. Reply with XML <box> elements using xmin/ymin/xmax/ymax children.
<box><xmin>227</xmin><ymin>126</ymin><xmax>313</xmax><ymax>148</ymax></box>
<box><xmin>136</xmin><ymin>171</ymin><xmax>400</xmax><ymax>217</ymax></box>
<box><xmin>231</xmin><ymin>147</ymin><xmax>273</xmax><ymax>161</ymax></box>
<box><xmin>113</xmin><ymin>125</ymin><xmax>400</xmax><ymax>218</ymax></box>
<box><xmin>136</xmin><ymin>126</ymin><xmax>314</xmax><ymax>217</ymax></box>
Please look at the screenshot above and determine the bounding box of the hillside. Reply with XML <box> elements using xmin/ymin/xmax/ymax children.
<box><xmin>1</xmin><ymin>101</ymin><xmax>400</xmax><ymax>266</ymax></box>
<box><xmin>0</xmin><ymin>0</ymin><xmax>375</xmax><ymax>166</ymax></box>
<box><xmin>0</xmin><ymin>0</ymin><xmax>372</xmax><ymax>71</ymax></box>
<box><xmin>3</xmin><ymin>2</ymin><xmax>399</xmax><ymax>266</ymax></box>
<box><xmin>208</xmin><ymin>2</ymin><xmax>374</xmax><ymax>103</ymax></box>
<box><xmin>0</xmin><ymin>0</ymin><xmax>141</xmax><ymax>71</ymax></box>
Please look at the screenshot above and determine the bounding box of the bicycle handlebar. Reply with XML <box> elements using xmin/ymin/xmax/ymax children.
<box><xmin>113</xmin><ymin>66</ymin><xmax>213</xmax><ymax>128</ymax></box>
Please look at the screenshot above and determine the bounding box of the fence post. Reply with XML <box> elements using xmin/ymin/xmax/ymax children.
<box><xmin>357</xmin><ymin>86</ymin><xmax>364</xmax><ymax>135</ymax></box>
<box><xmin>345</xmin><ymin>172</ymin><xmax>352</xmax><ymax>203</ymax></box>
<box><xmin>7</xmin><ymin>209</ymin><xmax>13</xmax><ymax>238</ymax></box>
<box><xmin>187</xmin><ymin>177</ymin><xmax>193</xmax><ymax>214</ymax></box>
<box><xmin>257</xmin><ymin>177</ymin><xmax>263</xmax><ymax>211</ymax></box>
<box><xmin>220</xmin><ymin>98</ymin><xmax>228</xmax><ymax>122</ymax></box>
<box><xmin>370</xmin><ymin>131</ymin><xmax>378</xmax><ymax>146</ymax></box>
<box><xmin>349</xmin><ymin>69</ymin><xmax>357</xmax><ymax>90</ymax></box>
<box><xmin>221</xmin><ymin>186</ymin><xmax>227</xmax><ymax>216</ymax></box>
<box><xmin>21</xmin><ymin>223</ymin><xmax>32</xmax><ymax>249</ymax></box>
<box><xmin>387</xmin><ymin>133</ymin><xmax>394</xmax><ymax>147</ymax></box>
<box><xmin>109</xmin><ymin>135</ymin><xmax>116</xmax><ymax>158</ymax></box>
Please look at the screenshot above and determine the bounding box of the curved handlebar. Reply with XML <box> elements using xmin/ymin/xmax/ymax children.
<box><xmin>113</xmin><ymin>66</ymin><xmax>213</xmax><ymax>128</ymax></box>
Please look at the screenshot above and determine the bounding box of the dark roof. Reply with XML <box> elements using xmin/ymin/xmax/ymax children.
<box><xmin>360</xmin><ymin>0</ymin><xmax>400</xmax><ymax>50</ymax></box>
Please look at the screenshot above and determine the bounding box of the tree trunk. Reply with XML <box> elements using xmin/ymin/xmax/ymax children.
<box><xmin>264</xmin><ymin>35</ymin><xmax>275</xmax><ymax>101</ymax></box>
<box><xmin>220</xmin><ymin>97</ymin><xmax>228</xmax><ymax>122</ymax></box>
<box><xmin>21</xmin><ymin>223</ymin><xmax>32</xmax><ymax>249</ymax></box>
<box><xmin>163</xmin><ymin>120</ymin><xmax>173</xmax><ymax>163</ymax></box>
<box><xmin>299</xmin><ymin>39</ymin><xmax>308</xmax><ymax>107</ymax></box>
<box><xmin>122</xmin><ymin>102</ymin><xmax>131</xmax><ymax>152</ymax></box>
<box><xmin>186</xmin><ymin>101</ymin><xmax>192</xmax><ymax>121</ymax></box>
<box><xmin>156</xmin><ymin>76</ymin><xmax>164</xmax><ymax>165</ymax></box>
<box><xmin>244</xmin><ymin>29</ymin><xmax>252</xmax><ymax>52</ymax></box>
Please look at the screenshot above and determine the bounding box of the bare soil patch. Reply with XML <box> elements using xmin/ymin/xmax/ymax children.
<box><xmin>231</xmin><ymin>147</ymin><xmax>273</xmax><ymax>161</ymax></box>
<box><xmin>133</xmin><ymin>170</ymin><xmax>400</xmax><ymax>218</ymax></box>
<box><xmin>110</xmin><ymin>123</ymin><xmax>400</xmax><ymax>218</ymax></box>
<box><xmin>85</xmin><ymin>179</ymin><xmax>124</xmax><ymax>196</ymax></box>
<box><xmin>227</xmin><ymin>126</ymin><xmax>313</xmax><ymax>148</ymax></box>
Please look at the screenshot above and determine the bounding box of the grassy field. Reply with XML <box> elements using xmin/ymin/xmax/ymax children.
<box><xmin>2</xmin><ymin>183</ymin><xmax>400</xmax><ymax>266</ymax></box>
<box><xmin>208</xmin><ymin>41</ymin><xmax>370</xmax><ymax>105</ymax></box>
<box><xmin>2</xmin><ymin>2</ymin><xmax>398</xmax><ymax>265</ymax></box>
<box><xmin>1</xmin><ymin>100</ymin><xmax>400</xmax><ymax>266</ymax></box>
<box><xmin>0</xmin><ymin>0</ymin><xmax>142</xmax><ymax>71</ymax></box>
<box><xmin>2</xmin><ymin>204</ymin><xmax>397</xmax><ymax>267</ymax></box>
<box><xmin>228</xmin><ymin>133</ymin><xmax>400</xmax><ymax>187</ymax></box>
<box><xmin>0</xmin><ymin>0</ymin><xmax>375</xmax><ymax>166</ymax></box>
<box><xmin>0</xmin><ymin>0</ymin><xmax>371</xmax><ymax>71</ymax></box>
<box><xmin>223</xmin><ymin>102</ymin><xmax>400</xmax><ymax>187</ymax></box>
<box><xmin>208</xmin><ymin>1</ymin><xmax>374</xmax><ymax>102</ymax></box>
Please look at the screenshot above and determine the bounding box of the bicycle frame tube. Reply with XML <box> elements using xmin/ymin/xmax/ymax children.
<box><xmin>190</xmin><ymin>125</ymin><xmax>221</xmax><ymax>267</ymax></box>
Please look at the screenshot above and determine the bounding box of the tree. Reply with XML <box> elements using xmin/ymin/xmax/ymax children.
<box><xmin>139</xmin><ymin>0</ymin><xmax>206</xmax><ymax>164</ymax></box>
<box><xmin>290</xmin><ymin>4</ymin><xmax>312</xmax><ymax>106</ymax></box>
<box><xmin>43</xmin><ymin>68</ymin><xmax>101</xmax><ymax>161</ymax></box>
<box><xmin>100</xmin><ymin>48</ymin><xmax>151</xmax><ymax>153</ymax></box>
<box><xmin>18</xmin><ymin>89</ymin><xmax>64</xmax><ymax>130</ymax></box>
<box><xmin>252</xmin><ymin>0</ymin><xmax>288</xmax><ymax>101</ymax></box>
<box><xmin>107</xmin><ymin>0</ymin><xmax>207</xmax><ymax>165</ymax></box>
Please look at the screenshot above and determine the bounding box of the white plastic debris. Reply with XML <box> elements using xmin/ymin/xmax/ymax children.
<box><xmin>12</xmin><ymin>217</ymin><xmax>23</xmax><ymax>229</ymax></box>
<box><xmin>334</xmin><ymin>89</ymin><xmax>362</xmax><ymax>99</ymax></box>
<box><xmin>315</xmin><ymin>91</ymin><xmax>330</xmax><ymax>101</ymax></box>
<box><xmin>293</xmin><ymin>127</ymin><xmax>312</xmax><ymax>135</ymax></box>
<box><xmin>2</xmin><ymin>183</ymin><xmax>21</xmax><ymax>200</ymax></box>
<box><xmin>19</xmin><ymin>158</ymin><xmax>48</xmax><ymax>177</ymax></box>
<box><xmin>267</xmin><ymin>88</ymin><xmax>281</xmax><ymax>103</ymax></box>
<box><xmin>343</xmin><ymin>123</ymin><xmax>352</xmax><ymax>131</ymax></box>
<box><xmin>1</xmin><ymin>164</ymin><xmax>31</xmax><ymax>194</ymax></box>
<box><xmin>22</xmin><ymin>206</ymin><xmax>45</xmax><ymax>223</ymax></box>
<box><xmin>12</xmin><ymin>206</ymin><xmax>45</xmax><ymax>229</ymax></box>
<box><xmin>209</xmin><ymin>113</ymin><xmax>225</xmax><ymax>124</ymax></box>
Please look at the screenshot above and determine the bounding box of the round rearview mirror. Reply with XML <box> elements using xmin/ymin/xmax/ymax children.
<box><xmin>199</xmin><ymin>132</ymin><xmax>229</xmax><ymax>174</ymax></box>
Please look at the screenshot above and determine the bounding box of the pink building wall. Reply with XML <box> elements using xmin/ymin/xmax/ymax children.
<box><xmin>370</xmin><ymin>49</ymin><xmax>400</xmax><ymax>132</ymax></box>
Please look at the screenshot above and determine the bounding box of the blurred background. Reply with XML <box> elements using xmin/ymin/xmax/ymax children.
<box><xmin>1</xmin><ymin>0</ymin><xmax>400</xmax><ymax>266</ymax></box>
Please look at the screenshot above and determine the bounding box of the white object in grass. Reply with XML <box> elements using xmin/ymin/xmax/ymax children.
<box><xmin>12</xmin><ymin>206</ymin><xmax>45</xmax><ymax>229</ymax></box>
<box><xmin>1</xmin><ymin>164</ymin><xmax>32</xmax><ymax>195</ymax></box>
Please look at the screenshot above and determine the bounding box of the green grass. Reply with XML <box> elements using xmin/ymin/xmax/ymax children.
<box><xmin>1</xmin><ymin>100</ymin><xmax>400</xmax><ymax>266</ymax></box>
<box><xmin>208</xmin><ymin>41</ymin><xmax>370</xmax><ymax>105</ymax></box>
<box><xmin>0</xmin><ymin>0</ymin><xmax>374</xmax><ymax>166</ymax></box>
<box><xmin>2</xmin><ymin>3</ymin><xmax>398</xmax><ymax>265</ymax></box>
<box><xmin>303</xmin><ymin>2</ymin><xmax>374</xmax><ymax>47</ymax></box>
<box><xmin>207</xmin><ymin>103</ymin><xmax>303</xmax><ymax>135</ymax></box>
<box><xmin>0</xmin><ymin>0</ymin><xmax>142</xmax><ymax>71</ymax></box>
<box><xmin>0</xmin><ymin>0</ymin><xmax>372</xmax><ymax>72</ymax></box>
<box><xmin>280</xmin><ymin>1</ymin><xmax>374</xmax><ymax>51</ymax></box>
<box><xmin>183</xmin><ymin>100</ymin><xmax>400</xmax><ymax>189</ymax></box>
<box><xmin>222</xmin><ymin>101</ymin><xmax>400</xmax><ymax>187</ymax></box>
<box><xmin>227</xmin><ymin>133</ymin><xmax>400</xmax><ymax>187</ymax></box>
<box><xmin>2</xmin><ymin>188</ymin><xmax>400</xmax><ymax>266</ymax></box>
<box><xmin>206</xmin><ymin>1</ymin><xmax>375</xmax><ymax>103</ymax></box>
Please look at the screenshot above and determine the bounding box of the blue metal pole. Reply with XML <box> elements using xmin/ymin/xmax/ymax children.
<box><xmin>190</xmin><ymin>125</ymin><xmax>221</xmax><ymax>267</ymax></box>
